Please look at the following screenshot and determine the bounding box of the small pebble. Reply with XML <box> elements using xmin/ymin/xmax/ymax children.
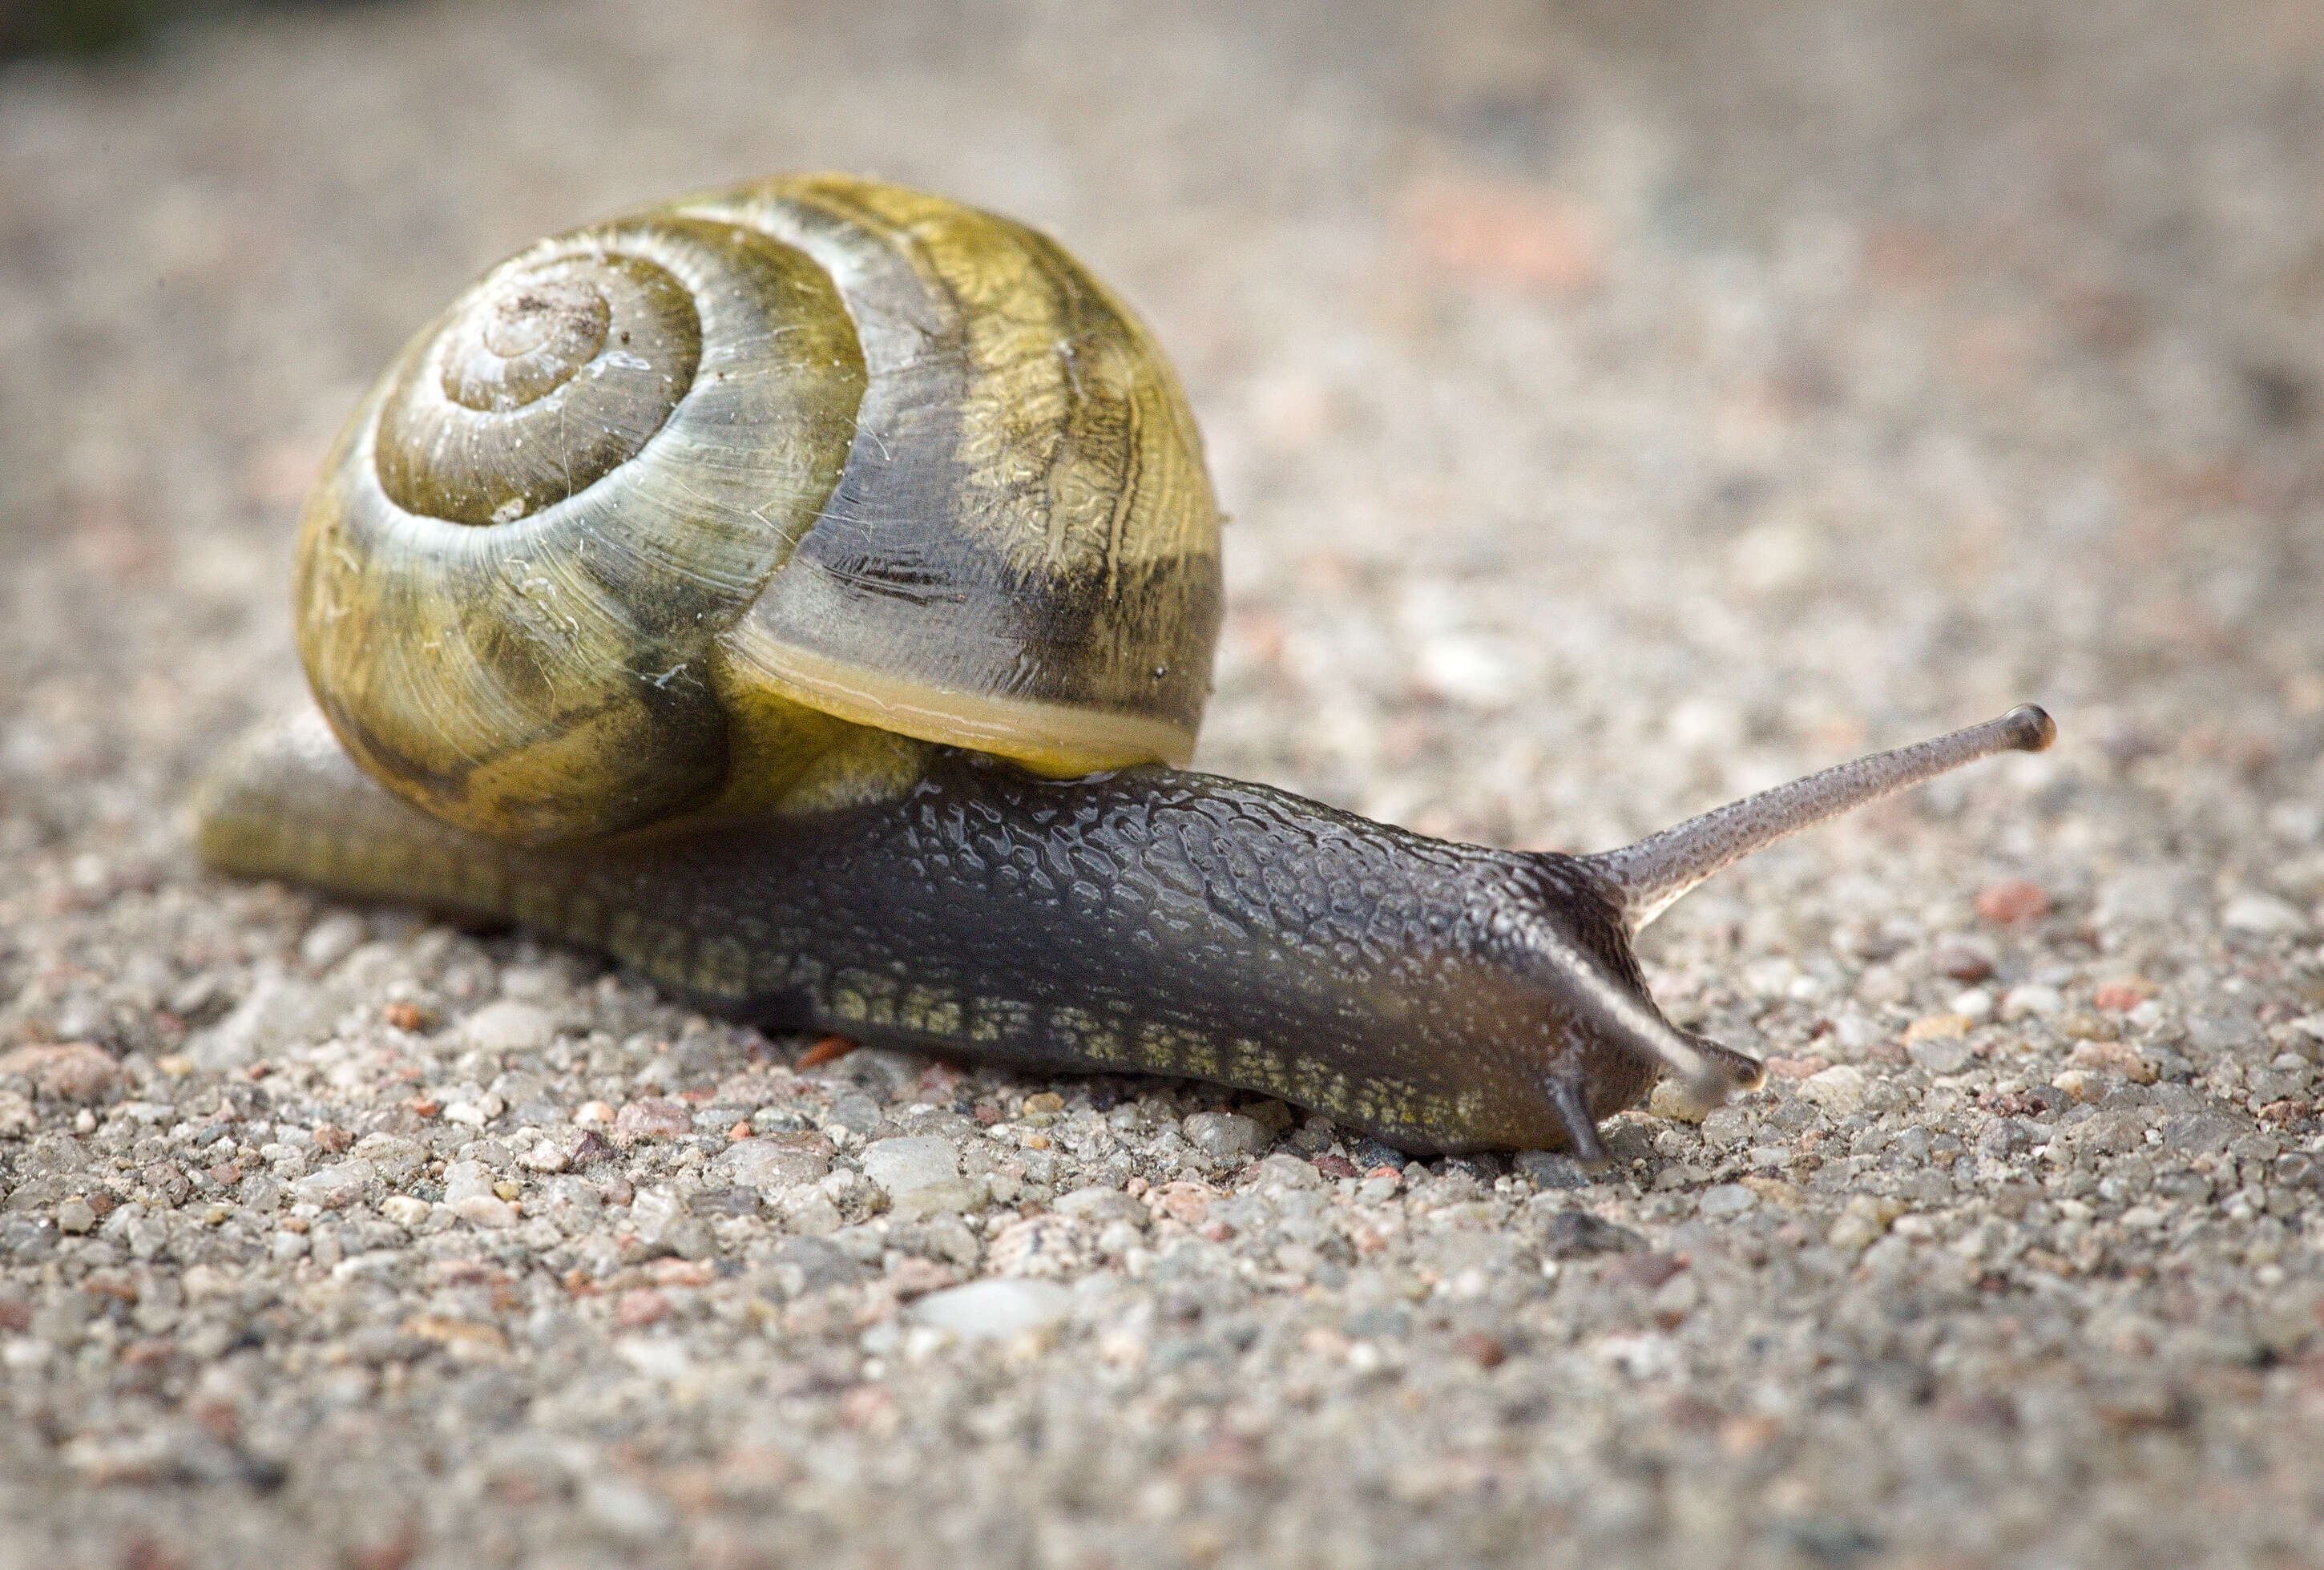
<box><xmin>1828</xmin><ymin>1195</ymin><xmax>1904</xmax><ymax>1252</ymax></box>
<box><xmin>613</xmin><ymin>1099</ymin><xmax>693</xmax><ymax>1143</ymax></box>
<box><xmin>2000</xmin><ymin>984</ymin><xmax>2065</xmax><ymax>1022</ymax></box>
<box><xmin>462</xmin><ymin>1001</ymin><xmax>558</xmax><ymax>1054</ymax></box>
<box><xmin>289</xmin><ymin>1159</ymin><xmax>377</xmax><ymax>1210</ymax></box>
<box><xmin>0</xmin><ymin>1043</ymin><xmax>123</xmax><ymax>1103</ymax></box>
<box><xmin>581</xmin><ymin>1477</ymin><xmax>672</xmax><ymax>1540</ymax></box>
<box><xmin>297</xmin><ymin>913</ymin><xmax>365</xmax><ymax>971</ymax></box>
<box><xmin>616</xmin><ymin>1289</ymin><xmax>669</xmax><ymax>1328</ymax></box>
<box><xmin>1053</xmin><ymin>1185</ymin><xmax>1147</xmax><ymax>1225</ymax></box>
<box><xmin>2221</xmin><ymin>891</ymin><xmax>2310</xmax><ymax>937</ymax></box>
<box><xmin>2065</xmin><ymin>1039</ymin><xmax>2157</xmax><ymax>1084</ymax></box>
<box><xmin>861</xmin><ymin>1136</ymin><xmax>961</xmax><ymax>1197</ymax></box>
<box><xmin>1456</xmin><ymin>1331</ymin><xmax>1508</xmax><ymax>1368</ymax></box>
<box><xmin>1931</xmin><ymin>938</ymin><xmax>1995</xmax><ymax>982</ymax></box>
<box><xmin>889</xmin><ymin>1179</ymin><xmax>985</xmax><ymax>1221</ymax></box>
<box><xmin>907</xmin><ymin>1279</ymin><xmax>1074</xmax><ymax>1340</ymax></box>
<box><xmin>1798</xmin><ymin>1064</ymin><xmax>1869</xmax><ymax>1115</ymax></box>
<box><xmin>1647</xmin><ymin>1078</ymin><xmax>1715</xmax><ymax>1124</ymax></box>
<box><xmin>1976</xmin><ymin>879</ymin><xmax>2052</xmax><ymax>924</ymax></box>
<box><xmin>2050</xmin><ymin>1069</ymin><xmax>2100</xmax><ymax>1102</ymax></box>
<box><xmin>1181</xmin><ymin>1112</ymin><xmax>1271</xmax><ymax>1160</ymax></box>
<box><xmin>380</xmin><ymin>1196</ymin><xmax>430</xmax><ymax>1229</ymax></box>
<box><xmin>715</xmin><ymin>1132</ymin><xmax>835</xmax><ymax>1190</ymax></box>
<box><xmin>1906</xmin><ymin>1035</ymin><xmax>1975</xmax><ymax>1076</ymax></box>
<box><xmin>2093</xmin><ymin>976</ymin><xmax>2157</xmax><ymax>1011</ymax></box>
<box><xmin>453</xmin><ymin>1195</ymin><xmax>516</xmax><ymax>1228</ymax></box>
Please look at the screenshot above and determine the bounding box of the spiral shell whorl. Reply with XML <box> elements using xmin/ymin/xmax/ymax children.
<box><xmin>297</xmin><ymin>216</ymin><xmax>866</xmax><ymax>842</ymax></box>
<box><xmin>375</xmin><ymin>252</ymin><xmax>701</xmax><ymax>527</ymax></box>
<box><xmin>295</xmin><ymin>175</ymin><xmax>1224</xmax><ymax>846</ymax></box>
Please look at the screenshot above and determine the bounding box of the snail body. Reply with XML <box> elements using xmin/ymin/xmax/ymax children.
<box><xmin>198</xmin><ymin>175</ymin><xmax>2055</xmax><ymax>1156</ymax></box>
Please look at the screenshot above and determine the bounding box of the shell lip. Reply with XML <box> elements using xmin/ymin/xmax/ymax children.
<box><xmin>720</xmin><ymin>622</ymin><xmax>1196</xmax><ymax>776</ymax></box>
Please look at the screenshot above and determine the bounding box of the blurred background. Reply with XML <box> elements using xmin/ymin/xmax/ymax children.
<box><xmin>3</xmin><ymin>0</ymin><xmax>2319</xmax><ymax>867</ymax></box>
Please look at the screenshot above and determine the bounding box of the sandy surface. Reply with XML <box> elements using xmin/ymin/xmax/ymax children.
<box><xmin>3</xmin><ymin>2</ymin><xmax>2322</xmax><ymax>1565</ymax></box>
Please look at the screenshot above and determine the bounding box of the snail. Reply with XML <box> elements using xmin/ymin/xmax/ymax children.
<box><xmin>195</xmin><ymin>174</ymin><xmax>2056</xmax><ymax>1158</ymax></box>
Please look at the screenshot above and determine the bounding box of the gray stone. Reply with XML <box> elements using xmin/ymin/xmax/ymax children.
<box><xmin>2096</xmin><ymin>869</ymin><xmax>2199</xmax><ymax>926</ymax></box>
<box><xmin>2161</xmin><ymin>1113</ymin><xmax>2245</xmax><ymax>1156</ymax></box>
<box><xmin>188</xmin><ymin>969</ymin><xmax>331</xmax><ymax>1070</ymax></box>
<box><xmin>290</xmin><ymin>1159</ymin><xmax>377</xmax><ymax>1210</ymax></box>
<box><xmin>582</xmin><ymin>1476</ymin><xmax>674</xmax><ymax>1540</ymax></box>
<box><xmin>1514</xmin><ymin>1151</ymin><xmax>1593</xmax><ymax>1189</ymax></box>
<box><xmin>297</xmin><ymin>913</ymin><xmax>366</xmax><ymax>971</ymax></box>
<box><xmin>887</xmin><ymin>1179</ymin><xmax>984</xmax><ymax>1220</ymax></box>
<box><xmin>1799</xmin><ymin>1064</ymin><xmax>1870</xmax><ymax>1114</ymax></box>
<box><xmin>1251</xmin><ymin>1152</ymin><xmax>1325</xmax><ymax>1189</ymax></box>
<box><xmin>715</xmin><ymin>1132</ymin><xmax>835</xmax><ymax>1191</ymax></box>
<box><xmin>2188</xmin><ymin>1010</ymin><xmax>2256</xmax><ymax>1054</ymax></box>
<box><xmin>767</xmin><ymin>1236</ymin><xmax>861</xmax><ymax>1296</ymax></box>
<box><xmin>1052</xmin><ymin>1185</ymin><xmax>1148</xmax><ymax>1225</ymax></box>
<box><xmin>441</xmin><ymin>1160</ymin><xmax>496</xmax><ymax>1206</ymax></box>
<box><xmin>1542</xmin><ymin>1209</ymin><xmax>1647</xmax><ymax>1258</ymax></box>
<box><xmin>1907</xmin><ymin>1034</ymin><xmax>1975</xmax><ymax>1076</ymax></box>
<box><xmin>861</xmin><ymin>1136</ymin><xmax>960</xmax><ymax>1197</ymax></box>
<box><xmin>352</xmin><ymin>1132</ymin><xmax>426</xmax><ymax>1181</ymax></box>
<box><xmin>825</xmin><ymin>1092</ymin><xmax>886</xmax><ymax>1136</ymax></box>
<box><xmin>1181</xmin><ymin>1112</ymin><xmax>1271</xmax><ymax>1160</ymax></box>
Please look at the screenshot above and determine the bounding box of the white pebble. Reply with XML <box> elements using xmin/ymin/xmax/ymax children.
<box><xmin>297</xmin><ymin>914</ymin><xmax>366</xmax><ymax>971</ymax></box>
<box><xmin>442</xmin><ymin>1160</ymin><xmax>495</xmax><ymax>1206</ymax></box>
<box><xmin>861</xmin><ymin>1136</ymin><xmax>961</xmax><ymax>1197</ymax></box>
<box><xmin>908</xmin><ymin>1279</ymin><xmax>1074</xmax><ymax>1340</ymax></box>
<box><xmin>1798</xmin><ymin>1064</ymin><xmax>1869</xmax><ymax>1115</ymax></box>
<box><xmin>462</xmin><ymin>1001</ymin><xmax>558</xmax><ymax>1054</ymax></box>
<box><xmin>380</xmin><ymin>1196</ymin><xmax>431</xmax><ymax>1229</ymax></box>
<box><xmin>2222</xmin><ymin>891</ymin><xmax>2310</xmax><ymax>937</ymax></box>
<box><xmin>2000</xmin><ymin>983</ymin><xmax>2065</xmax><ymax>1021</ymax></box>
<box><xmin>453</xmin><ymin>1195</ymin><xmax>516</xmax><ymax>1228</ymax></box>
<box><xmin>1414</xmin><ymin>633</ymin><xmax>1519</xmax><ymax>710</ymax></box>
<box><xmin>289</xmin><ymin>1159</ymin><xmax>376</xmax><ymax>1210</ymax></box>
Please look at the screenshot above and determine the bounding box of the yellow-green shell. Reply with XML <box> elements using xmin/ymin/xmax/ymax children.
<box><xmin>297</xmin><ymin>174</ymin><xmax>1223</xmax><ymax>843</ymax></box>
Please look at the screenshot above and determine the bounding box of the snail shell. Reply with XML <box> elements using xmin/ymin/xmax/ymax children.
<box><xmin>299</xmin><ymin>175</ymin><xmax>1221</xmax><ymax>842</ymax></box>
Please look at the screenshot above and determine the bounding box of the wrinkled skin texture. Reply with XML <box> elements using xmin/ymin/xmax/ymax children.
<box><xmin>200</xmin><ymin>714</ymin><xmax>1692</xmax><ymax>1152</ymax></box>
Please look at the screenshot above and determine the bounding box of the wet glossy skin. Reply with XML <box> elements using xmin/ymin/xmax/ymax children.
<box><xmin>200</xmin><ymin>717</ymin><xmax>1683</xmax><ymax>1154</ymax></box>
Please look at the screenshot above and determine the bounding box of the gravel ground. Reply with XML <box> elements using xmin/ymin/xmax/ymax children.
<box><xmin>4</xmin><ymin>2</ymin><xmax>2323</xmax><ymax>1566</ymax></box>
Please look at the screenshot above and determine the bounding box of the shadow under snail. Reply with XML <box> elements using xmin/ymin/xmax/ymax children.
<box><xmin>195</xmin><ymin>174</ymin><xmax>2056</xmax><ymax>1159</ymax></box>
